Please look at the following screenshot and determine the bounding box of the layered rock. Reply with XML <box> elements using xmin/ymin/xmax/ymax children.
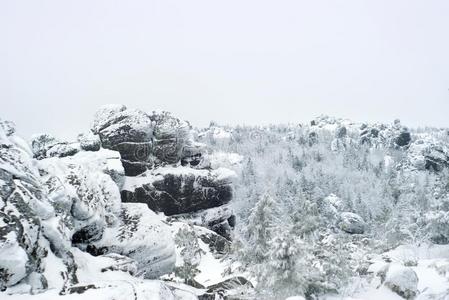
<box><xmin>121</xmin><ymin>167</ymin><xmax>234</xmax><ymax>215</ymax></box>
<box><xmin>121</xmin><ymin>166</ymin><xmax>236</xmax><ymax>238</ymax></box>
<box><xmin>0</xmin><ymin>118</ymin><xmax>179</xmax><ymax>295</ymax></box>
<box><xmin>88</xmin><ymin>203</ymin><xmax>176</xmax><ymax>278</ymax></box>
<box><xmin>1</xmin><ymin>105</ymin><xmax>239</xmax><ymax>297</ymax></box>
<box><xmin>91</xmin><ymin>105</ymin><xmax>193</xmax><ymax>176</ymax></box>
<box><xmin>90</xmin><ymin>105</ymin><xmax>237</xmax><ymax>238</ymax></box>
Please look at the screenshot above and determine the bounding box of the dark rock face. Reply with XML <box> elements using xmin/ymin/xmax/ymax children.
<box><xmin>181</xmin><ymin>143</ymin><xmax>205</xmax><ymax>168</ymax></box>
<box><xmin>360</xmin><ymin>128</ymin><xmax>380</xmax><ymax>145</ymax></box>
<box><xmin>92</xmin><ymin>105</ymin><xmax>192</xmax><ymax>176</ymax></box>
<box><xmin>338</xmin><ymin>212</ymin><xmax>366</xmax><ymax>234</ymax></box>
<box><xmin>210</xmin><ymin>221</ymin><xmax>232</xmax><ymax>240</ymax></box>
<box><xmin>92</xmin><ymin>106</ymin><xmax>154</xmax><ymax>176</ymax></box>
<box><xmin>72</xmin><ymin>223</ymin><xmax>104</xmax><ymax>245</ymax></box>
<box><xmin>408</xmin><ymin>139</ymin><xmax>449</xmax><ymax>172</ymax></box>
<box><xmin>0</xmin><ymin>112</ymin><xmax>239</xmax><ymax>297</ymax></box>
<box><xmin>198</xmin><ymin>229</ymin><xmax>231</xmax><ymax>255</ymax></box>
<box><xmin>424</xmin><ymin>148</ymin><xmax>449</xmax><ymax>172</ymax></box>
<box><xmin>394</xmin><ymin>131</ymin><xmax>411</xmax><ymax>147</ymax></box>
<box><xmin>121</xmin><ymin>169</ymin><xmax>233</xmax><ymax>216</ymax></box>
<box><xmin>91</xmin><ymin>105</ymin><xmax>236</xmax><ymax>237</ymax></box>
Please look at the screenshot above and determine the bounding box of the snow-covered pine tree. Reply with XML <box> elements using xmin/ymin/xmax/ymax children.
<box><xmin>258</xmin><ymin>230</ymin><xmax>306</xmax><ymax>299</ymax></box>
<box><xmin>174</xmin><ymin>224</ymin><xmax>205</xmax><ymax>285</ymax></box>
<box><xmin>242</xmin><ymin>193</ymin><xmax>279</xmax><ymax>266</ymax></box>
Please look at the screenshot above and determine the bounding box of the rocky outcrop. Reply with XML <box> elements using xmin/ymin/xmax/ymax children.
<box><xmin>121</xmin><ymin>166</ymin><xmax>236</xmax><ymax>238</ymax></box>
<box><xmin>408</xmin><ymin>137</ymin><xmax>449</xmax><ymax>172</ymax></box>
<box><xmin>89</xmin><ymin>203</ymin><xmax>176</xmax><ymax>278</ymax></box>
<box><xmin>338</xmin><ymin>212</ymin><xmax>366</xmax><ymax>234</ymax></box>
<box><xmin>91</xmin><ymin>105</ymin><xmax>193</xmax><ymax>176</ymax></box>
<box><xmin>121</xmin><ymin>167</ymin><xmax>234</xmax><ymax>215</ymax></box>
<box><xmin>394</xmin><ymin>130</ymin><xmax>411</xmax><ymax>147</ymax></box>
<box><xmin>91</xmin><ymin>105</ymin><xmax>236</xmax><ymax>238</ymax></box>
<box><xmin>359</xmin><ymin>121</ymin><xmax>412</xmax><ymax>149</ymax></box>
<box><xmin>31</xmin><ymin>134</ymin><xmax>80</xmax><ymax>159</ymax></box>
<box><xmin>0</xmin><ymin>122</ymin><xmax>51</xmax><ymax>290</ymax></box>
<box><xmin>0</xmin><ymin>118</ymin><xmax>179</xmax><ymax>295</ymax></box>
<box><xmin>1</xmin><ymin>105</ymin><xmax>239</xmax><ymax>297</ymax></box>
<box><xmin>170</xmin><ymin>204</ymin><xmax>235</xmax><ymax>240</ymax></box>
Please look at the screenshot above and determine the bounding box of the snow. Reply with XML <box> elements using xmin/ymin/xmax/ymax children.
<box><xmin>92</xmin><ymin>203</ymin><xmax>176</xmax><ymax>278</ymax></box>
<box><xmin>341</xmin><ymin>244</ymin><xmax>449</xmax><ymax>300</ymax></box>
<box><xmin>91</xmin><ymin>104</ymin><xmax>127</xmax><ymax>133</ymax></box>
<box><xmin>2</xmin><ymin>243</ymin><xmax>179</xmax><ymax>300</ymax></box>
<box><xmin>384</xmin><ymin>264</ymin><xmax>418</xmax><ymax>298</ymax></box>
<box><xmin>0</xmin><ymin>232</ymin><xmax>29</xmax><ymax>286</ymax></box>
<box><xmin>122</xmin><ymin>165</ymin><xmax>236</xmax><ymax>191</ymax></box>
<box><xmin>168</xmin><ymin>222</ymin><xmax>240</xmax><ymax>288</ymax></box>
<box><xmin>208</xmin><ymin>151</ymin><xmax>243</xmax><ymax>170</ymax></box>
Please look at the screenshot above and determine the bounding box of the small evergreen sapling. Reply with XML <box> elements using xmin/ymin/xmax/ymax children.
<box><xmin>174</xmin><ymin>224</ymin><xmax>205</xmax><ymax>284</ymax></box>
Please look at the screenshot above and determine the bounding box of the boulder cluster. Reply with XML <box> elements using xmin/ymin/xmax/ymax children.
<box><xmin>0</xmin><ymin>105</ymin><xmax>237</xmax><ymax>297</ymax></box>
<box><xmin>310</xmin><ymin>115</ymin><xmax>449</xmax><ymax>173</ymax></box>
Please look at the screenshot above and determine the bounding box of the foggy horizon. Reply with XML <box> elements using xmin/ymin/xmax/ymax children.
<box><xmin>2</xmin><ymin>0</ymin><xmax>449</xmax><ymax>139</ymax></box>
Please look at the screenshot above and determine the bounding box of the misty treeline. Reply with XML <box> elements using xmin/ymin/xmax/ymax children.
<box><xmin>198</xmin><ymin>122</ymin><xmax>449</xmax><ymax>299</ymax></box>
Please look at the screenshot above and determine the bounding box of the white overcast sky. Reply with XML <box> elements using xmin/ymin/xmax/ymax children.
<box><xmin>1</xmin><ymin>0</ymin><xmax>449</xmax><ymax>139</ymax></box>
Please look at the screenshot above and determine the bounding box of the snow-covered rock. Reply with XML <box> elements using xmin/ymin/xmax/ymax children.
<box><xmin>38</xmin><ymin>151</ymin><xmax>123</xmax><ymax>235</ymax></box>
<box><xmin>121</xmin><ymin>166</ymin><xmax>236</xmax><ymax>238</ymax></box>
<box><xmin>31</xmin><ymin>134</ymin><xmax>80</xmax><ymax>159</ymax></box>
<box><xmin>77</xmin><ymin>132</ymin><xmax>101</xmax><ymax>152</ymax></box>
<box><xmin>151</xmin><ymin>111</ymin><xmax>191</xmax><ymax>165</ymax></box>
<box><xmin>180</xmin><ymin>142</ymin><xmax>207</xmax><ymax>168</ymax></box>
<box><xmin>0</xmin><ymin>223</ymin><xmax>31</xmax><ymax>288</ymax></box>
<box><xmin>0</xmin><ymin>111</ymin><xmax>240</xmax><ymax>299</ymax></box>
<box><xmin>171</xmin><ymin>205</ymin><xmax>236</xmax><ymax>240</ymax></box>
<box><xmin>31</xmin><ymin>133</ymin><xmax>61</xmax><ymax>159</ymax></box>
<box><xmin>0</xmin><ymin>121</ymin><xmax>50</xmax><ymax>290</ymax></box>
<box><xmin>90</xmin><ymin>203</ymin><xmax>176</xmax><ymax>278</ymax></box>
<box><xmin>384</xmin><ymin>265</ymin><xmax>418</xmax><ymax>299</ymax></box>
<box><xmin>338</xmin><ymin>212</ymin><xmax>366</xmax><ymax>234</ymax></box>
<box><xmin>91</xmin><ymin>105</ymin><xmax>193</xmax><ymax>175</ymax></box>
<box><xmin>407</xmin><ymin>136</ymin><xmax>449</xmax><ymax>172</ymax></box>
<box><xmin>122</xmin><ymin>166</ymin><xmax>235</xmax><ymax>216</ymax></box>
<box><xmin>92</xmin><ymin>105</ymin><xmax>155</xmax><ymax>175</ymax></box>
<box><xmin>45</xmin><ymin>143</ymin><xmax>80</xmax><ymax>158</ymax></box>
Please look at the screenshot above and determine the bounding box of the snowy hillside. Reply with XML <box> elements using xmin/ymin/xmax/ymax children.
<box><xmin>2</xmin><ymin>110</ymin><xmax>449</xmax><ymax>300</ymax></box>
